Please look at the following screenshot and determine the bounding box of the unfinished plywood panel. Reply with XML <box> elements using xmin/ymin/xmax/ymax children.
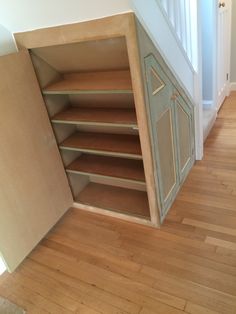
<box><xmin>31</xmin><ymin>37</ymin><xmax>129</xmax><ymax>73</ymax></box>
<box><xmin>76</xmin><ymin>183</ymin><xmax>150</xmax><ymax>218</ymax></box>
<box><xmin>0</xmin><ymin>50</ymin><xmax>73</xmax><ymax>272</ymax></box>
<box><xmin>52</xmin><ymin>107</ymin><xmax>137</xmax><ymax>127</ymax></box>
<box><xmin>68</xmin><ymin>94</ymin><xmax>135</xmax><ymax>109</ymax></box>
<box><xmin>43</xmin><ymin>71</ymin><xmax>133</xmax><ymax>94</ymax></box>
<box><xmin>60</xmin><ymin>132</ymin><xmax>142</xmax><ymax>158</ymax></box>
<box><xmin>67</xmin><ymin>154</ymin><xmax>145</xmax><ymax>183</ymax></box>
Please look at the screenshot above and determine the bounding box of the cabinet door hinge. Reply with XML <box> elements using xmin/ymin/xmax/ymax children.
<box><xmin>227</xmin><ymin>73</ymin><xmax>229</xmax><ymax>81</ymax></box>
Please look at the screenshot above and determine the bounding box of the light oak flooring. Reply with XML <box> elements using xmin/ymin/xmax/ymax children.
<box><xmin>1</xmin><ymin>94</ymin><xmax>236</xmax><ymax>313</ymax></box>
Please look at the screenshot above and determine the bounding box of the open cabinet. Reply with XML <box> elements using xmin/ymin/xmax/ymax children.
<box><xmin>29</xmin><ymin>36</ymin><xmax>150</xmax><ymax>221</ymax></box>
<box><xmin>0</xmin><ymin>13</ymin><xmax>195</xmax><ymax>272</ymax></box>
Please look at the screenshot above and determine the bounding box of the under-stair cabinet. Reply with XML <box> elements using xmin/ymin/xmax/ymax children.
<box><xmin>0</xmin><ymin>13</ymin><xmax>195</xmax><ymax>272</ymax></box>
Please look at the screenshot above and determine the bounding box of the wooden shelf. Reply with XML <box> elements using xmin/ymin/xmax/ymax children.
<box><xmin>51</xmin><ymin>107</ymin><xmax>137</xmax><ymax>127</ymax></box>
<box><xmin>60</xmin><ymin>132</ymin><xmax>142</xmax><ymax>159</ymax></box>
<box><xmin>66</xmin><ymin>154</ymin><xmax>145</xmax><ymax>183</ymax></box>
<box><xmin>76</xmin><ymin>182</ymin><xmax>150</xmax><ymax>218</ymax></box>
<box><xmin>43</xmin><ymin>70</ymin><xmax>133</xmax><ymax>94</ymax></box>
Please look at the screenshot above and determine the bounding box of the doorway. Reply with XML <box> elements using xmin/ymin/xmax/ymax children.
<box><xmin>200</xmin><ymin>0</ymin><xmax>232</xmax><ymax>141</ymax></box>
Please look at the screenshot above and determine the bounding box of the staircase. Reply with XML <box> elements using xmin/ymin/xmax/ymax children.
<box><xmin>132</xmin><ymin>0</ymin><xmax>217</xmax><ymax>159</ymax></box>
<box><xmin>159</xmin><ymin>0</ymin><xmax>198</xmax><ymax>71</ymax></box>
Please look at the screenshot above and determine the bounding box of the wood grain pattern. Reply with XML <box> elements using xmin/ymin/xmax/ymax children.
<box><xmin>60</xmin><ymin>132</ymin><xmax>142</xmax><ymax>158</ymax></box>
<box><xmin>52</xmin><ymin>107</ymin><xmax>137</xmax><ymax>127</ymax></box>
<box><xmin>67</xmin><ymin>154</ymin><xmax>145</xmax><ymax>183</ymax></box>
<box><xmin>3</xmin><ymin>93</ymin><xmax>236</xmax><ymax>314</ymax></box>
<box><xmin>76</xmin><ymin>183</ymin><xmax>150</xmax><ymax>218</ymax></box>
<box><xmin>205</xmin><ymin>237</ymin><xmax>236</xmax><ymax>250</ymax></box>
<box><xmin>43</xmin><ymin>70</ymin><xmax>133</xmax><ymax>94</ymax></box>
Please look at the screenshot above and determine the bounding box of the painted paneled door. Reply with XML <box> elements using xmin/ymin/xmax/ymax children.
<box><xmin>0</xmin><ymin>50</ymin><xmax>73</xmax><ymax>272</ymax></box>
<box><xmin>217</xmin><ymin>0</ymin><xmax>231</xmax><ymax>110</ymax></box>
<box><xmin>174</xmin><ymin>93</ymin><xmax>195</xmax><ymax>182</ymax></box>
<box><xmin>145</xmin><ymin>54</ymin><xmax>179</xmax><ymax>218</ymax></box>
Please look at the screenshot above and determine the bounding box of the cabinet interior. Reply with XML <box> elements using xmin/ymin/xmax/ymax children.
<box><xmin>30</xmin><ymin>36</ymin><xmax>150</xmax><ymax>219</ymax></box>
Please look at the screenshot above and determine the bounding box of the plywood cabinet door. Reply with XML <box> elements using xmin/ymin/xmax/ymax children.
<box><xmin>0</xmin><ymin>50</ymin><xmax>73</xmax><ymax>272</ymax></box>
<box><xmin>145</xmin><ymin>54</ymin><xmax>179</xmax><ymax>217</ymax></box>
<box><xmin>175</xmin><ymin>93</ymin><xmax>195</xmax><ymax>182</ymax></box>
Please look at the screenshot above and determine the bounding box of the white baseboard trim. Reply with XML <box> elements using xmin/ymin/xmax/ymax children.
<box><xmin>230</xmin><ymin>82</ymin><xmax>236</xmax><ymax>91</ymax></box>
<box><xmin>203</xmin><ymin>100</ymin><xmax>213</xmax><ymax>109</ymax></box>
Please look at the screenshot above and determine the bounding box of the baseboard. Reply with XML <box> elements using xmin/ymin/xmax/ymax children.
<box><xmin>203</xmin><ymin>100</ymin><xmax>213</xmax><ymax>109</ymax></box>
<box><xmin>230</xmin><ymin>82</ymin><xmax>236</xmax><ymax>92</ymax></box>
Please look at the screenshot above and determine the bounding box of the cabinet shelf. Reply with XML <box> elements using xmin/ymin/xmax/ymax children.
<box><xmin>51</xmin><ymin>107</ymin><xmax>137</xmax><ymax>127</ymax></box>
<box><xmin>43</xmin><ymin>70</ymin><xmax>133</xmax><ymax>95</ymax></box>
<box><xmin>60</xmin><ymin>132</ymin><xmax>142</xmax><ymax>159</ymax></box>
<box><xmin>66</xmin><ymin>154</ymin><xmax>145</xmax><ymax>183</ymax></box>
<box><xmin>76</xmin><ymin>182</ymin><xmax>150</xmax><ymax>218</ymax></box>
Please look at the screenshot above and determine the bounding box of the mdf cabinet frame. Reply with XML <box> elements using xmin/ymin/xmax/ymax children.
<box><xmin>15</xmin><ymin>13</ymin><xmax>161</xmax><ymax>227</ymax></box>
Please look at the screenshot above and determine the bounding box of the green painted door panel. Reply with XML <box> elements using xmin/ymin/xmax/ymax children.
<box><xmin>174</xmin><ymin>93</ymin><xmax>195</xmax><ymax>182</ymax></box>
<box><xmin>144</xmin><ymin>54</ymin><xmax>179</xmax><ymax>217</ymax></box>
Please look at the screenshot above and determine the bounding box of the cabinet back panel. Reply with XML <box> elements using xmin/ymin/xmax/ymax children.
<box><xmin>30</xmin><ymin>53</ymin><xmax>61</xmax><ymax>89</ymax></box>
<box><xmin>31</xmin><ymin>37</ymin><xmax>129</xmax><ymax>73</ymax></box>
<box><xmin>69</xmin><ymin>94</ymin><xmax>135</xmax><ymax>109</ymax></box>
<box><xmin>44</xmin><ymin>94</ymin><xmax>69</xmax><ymax>118</ymax></box>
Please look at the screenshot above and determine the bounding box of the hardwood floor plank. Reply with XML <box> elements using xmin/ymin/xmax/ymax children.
<box><xmin>29</xmin><ymin>245</ymin><xmax>187</xmax><ymax>311</ymax></box>
<box><xmin>182</xmin><ymin>218</ymin><xmax>236</xmax><ymax>237</ymax></box>
<box><xmin>205</xmin><ymin>237</ymin><xmax>236</xmax><ymax>250</ymax></box>
<box><xmin>184</xmin><ymin>302</ymin><xmax>220</xmax><ymax>314</ymax></box>
<box><xmin>2</xmin><ymin>93</ymin><xmax>236</xmax><ymax>313</ymax></box>
<box><xmin>141</xmin><ymin>266</ymin><xmax>236</xmax><ymax>314</ymax></box>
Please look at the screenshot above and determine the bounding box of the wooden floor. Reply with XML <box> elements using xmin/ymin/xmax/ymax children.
<box><xmin>1</xmin><ymin>94</ymin><xmax>236</xmax><ymax>313</ymax></box>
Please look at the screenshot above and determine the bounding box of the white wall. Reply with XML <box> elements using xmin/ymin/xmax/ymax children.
<box><xmin>0</xmin><ymin>25</ymin><xmax>17</xmax><ymax>56</ymax></box>
<box><xmin>200</xmin><ymin>0</ymin><xmax>215</xmax><ymax>107</ymax></box>
<box><xmin>0</xmin><ymin>0</ymin><xmax>132</xmax><ymax>33</ymax></box>
<box><xmin>230</xmin><ymin>0</ymin><xmax>236</xmax><ymax>85</ymax></box>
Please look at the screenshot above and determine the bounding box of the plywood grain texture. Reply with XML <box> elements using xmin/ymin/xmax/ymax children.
<box><xmin>43</xmin><ymin>70</ymin><xmax>133</xmax><ymax>94</ymax></box>
<box><xmin>60</xmin><ymin>132</ymin><xmax>142</xmax><ymax>159</ymax></box>
<box><xmin>52</xmin><ymin>107</ymin><xmax>137</xmax><ymax>127</ymax></box>
<box><xmin>67</xmin><ymin>154</ymin><xmax>145</xmax><ymax>182</ymax></box>
<box><xmin>76</xmin><ymin>183</ymin><xmax>150</xmax><ymax>218</ymax></box>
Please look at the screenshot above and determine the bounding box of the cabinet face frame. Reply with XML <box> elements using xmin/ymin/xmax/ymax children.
<box><xmin>14</xmin><ymin>13</ymin><xmax>161</xmax><ymax>227</ymax></box>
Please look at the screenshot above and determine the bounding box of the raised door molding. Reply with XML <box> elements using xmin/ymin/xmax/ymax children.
<box><xmin>175</xmin><ymin>93</ymin><xmax>195</xmax><ymax>182</ymax></box>
<box><xmin>145</xmin><ymin>54</ymin><xmax>179</xmax><ymax>218</ymax></box>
